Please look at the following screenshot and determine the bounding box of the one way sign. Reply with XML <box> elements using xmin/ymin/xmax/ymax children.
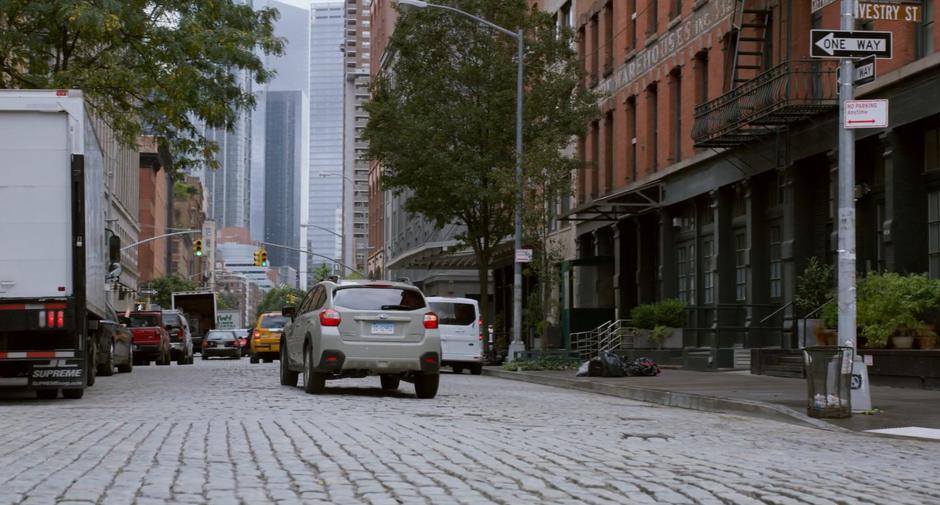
<box><xmin>811</xmin><ymin>30</ymin><xmax>892</xmax><ymax>59</ymax></box>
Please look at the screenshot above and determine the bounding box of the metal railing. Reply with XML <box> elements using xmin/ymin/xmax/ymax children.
<box><xmin>570</xmin><ymin>319</ymin><xmax>641</xmax><ymax>362</ymax></box>
<box><xmin>684</xmin><ymin>303</ymin><xmax>785</xmax><ymax>349</ymax></box>
<box><xmin>692</xmin><ymin>59</ymin><xmax>839</xmax><ymax>147</ymax></box>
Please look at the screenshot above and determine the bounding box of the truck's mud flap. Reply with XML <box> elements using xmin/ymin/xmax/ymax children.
<box><xmin>29</xmin><ymin>359</ymin><xmax>84</xmax><ymax>388</ymax></box>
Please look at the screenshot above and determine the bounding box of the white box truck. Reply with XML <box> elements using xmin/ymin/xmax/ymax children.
<box><xmin>0</xmin><ymin>90</ymin><xmax>112</xmax><ymax>399</ymax></box>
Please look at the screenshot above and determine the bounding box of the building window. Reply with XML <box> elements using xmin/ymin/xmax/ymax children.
<box><xmin>918</xmin><ymin>0</ymin><xmax>934</xmax><ymax>58</ymax></box>
<box><xmin>670</xmin><ymin>0</ymin><xmax>681</xmax><ymax>20</ymax></box>
<box><xmin>648</xmin><ymin>0</ymin><xmax>658</xmax><ymax>36</ymax></box>
<box><xmin>930</xmin><ymin>192</ymin><xmax>940</xmax><ymax>279</ymax></box>
<box><xmin>578</xmin><ymin>27</ymin><xmax>586</xmax><ymax>85</ymax></box>
<box><xmin>648</xmin><ymin>84</ymin><xmax>658</xmax><ymax>172</ymax></box>
<box><xmin>603</xmin><ymin>1</ymin><xmax>614</xmax><ymax>73</ymax></box>
<box><xmin>559</xmin><ymin>1</ymin><xmax>572</xmax><ymax>31</ymax></box>
<box><xmin>735</xmin><ymin>230</ymin><xmax>748</xmax><ymax>301</ymax></box>
<box><xmin>627</xmin><ymin>96</ymin><xmax>637</xmax><ymax>182</ymax></box>
<box><xmin>701</xmin><ymin>240</ymin><xmax>714</xmax><ymax>307</ymax></box>
<box><xmin>591</xmin><ymin>120</ymin><xmax>600</xmax><ymax>199</ymax></box>
<box><xmin>670</xmin><ymin>68</ymin><xmax>682</xmax><ymax>164</ymax></box>
<box><xmin>577</xmin><ymin>135</ymin><xmax>586</xmax><ymax>202</ymax></box>
<box><xmin>694</xmin><ymin>50</ymin><xmax>709</xmax><ymax>106</ymax></box>
<box><xmin>604</xmin><ymin>110</ymin><xmax>614</xmax><ymax>193</ymax></box>
<box><xmin>677</xmin><ymin>241</ymin><xmax>696</xmax><ymax>305</ymax></box>
<box><xmin>628</xmin><ymin>0</ymin><xmax>637</xmax><ymax>51</ymax></box>
<box><xmin>769</xmin><ymin>223</ymin><xmax>782</xmax><ymax>299</ymax></box>
<box><xmin>591</xmin><ymin>14</ymin><xmax>599</xmax><ymax>83</ymax></box>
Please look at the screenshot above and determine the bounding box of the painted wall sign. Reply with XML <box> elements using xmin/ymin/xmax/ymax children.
<box><xmin>594</xmin><ymin>0</ymin><xmax>736</xmax><ymax>98</ymax></box>
<box><xmin>856</xmin><ymin>2</ymin><xmax>922</xmax><ymax>22</ymax></box>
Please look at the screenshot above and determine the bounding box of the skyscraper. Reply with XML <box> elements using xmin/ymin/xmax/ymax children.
<box><xmin>343</xmin><ymin>0</ymin><xmax>372</xmax><ymax>272</ymax></box>
<box><xmin>308</xmin><ymin>2</ymin><xmax>345</xmax><ymax>280</ymax></box>
<box><xmin>263</xmin><ymin>90</ymin><xmax>304</xmax><ymax>273</ymax></box>
<box><xmin>203</xmin><ymin>68</ymin><xmax>252</xmax><ymax>230</ymax></box>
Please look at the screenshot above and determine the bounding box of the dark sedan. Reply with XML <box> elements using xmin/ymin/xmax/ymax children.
<box><xmin>201</xmin><ymin>330</ymin><xmax>240</xmax><ymax>360</ymax></box>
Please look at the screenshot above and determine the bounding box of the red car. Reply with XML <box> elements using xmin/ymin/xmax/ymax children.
<box><xmin>123</xmin><ymin>311</ymin><xmax>171</xmax><ymax>366</ymax></box>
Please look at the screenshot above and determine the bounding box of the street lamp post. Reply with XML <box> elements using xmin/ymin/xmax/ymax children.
<box><xmin>394</xmin><ymin>0</ymin><xmax>526</xmax><ymax>361</ymax></box>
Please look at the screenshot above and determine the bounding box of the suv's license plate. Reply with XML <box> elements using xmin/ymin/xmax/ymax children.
<box><xmin>371</xmin><ymin>322</ymin><xmax>395</xmax><ymax>335</ymax></box>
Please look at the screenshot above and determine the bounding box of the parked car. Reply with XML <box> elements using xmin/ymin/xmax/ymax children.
<box><xmin>250</xmin><ymin>313</ymin><xmax>288</xmax><ymax>363</ymax></box>
<box><xmin>124</xmin><ymin>311</ymin><xmax>171</xmax><ymax>366</ymax></box>
<box><xmin>280</xmin><ymin>280</ymin><xmax>441</xmax><ymax>398</ymax></box>
<box><xmin>202</xmin><ymin>330</ymin><xmax>240</xmax><ymax>360</ymax></box>
<box><xmin>428</xmin><ymin>297</ymin><xmax>483</xmax><ymax>375</ymax></box>
<box><xmin>96</xmin><ymin>320</ymin><xmax>134</xmax><ymax>376</ymax></box>
<box><xmin>162</xmin><ymin>310</ymin><xmax>194</xmax><ymax>365</ymax></box>
<box><xmin>233</xmin><ymin>329</ymin><xmax>249</xmax><ymax>357</ymax></box>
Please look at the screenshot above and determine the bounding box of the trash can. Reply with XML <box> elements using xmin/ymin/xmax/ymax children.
<box><xmin>803</xmin><ymin>346</ymin><xmax>853</xmax><ymax>418</ymax></box>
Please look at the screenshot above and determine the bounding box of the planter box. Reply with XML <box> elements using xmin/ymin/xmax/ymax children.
<box><xmin>634</xmin><ymin>328</ymin><xmax>683</xmax><ymax>349</ymax></box>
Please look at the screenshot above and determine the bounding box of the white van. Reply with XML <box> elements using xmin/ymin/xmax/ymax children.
<box><xmin>427</xmin><ymin>297</ymin><xmax>483</xmax><ymax>375</ymax></box>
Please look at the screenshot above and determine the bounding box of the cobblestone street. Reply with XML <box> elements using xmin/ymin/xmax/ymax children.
<box><xmin>1</xmin><ymin>359</ymin><xmax>939</xmax><ymax>505</ymax></box>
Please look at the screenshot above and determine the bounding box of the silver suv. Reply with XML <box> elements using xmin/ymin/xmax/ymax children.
<box><xmin>279</xmin><ymin>280</ymin><xmax>441</xmax><ymax>398</ymax></box>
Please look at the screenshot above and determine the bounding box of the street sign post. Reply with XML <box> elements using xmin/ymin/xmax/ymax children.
<box><xmin>837</xmin><ymin>54</ymin><xmax>876</xmax><ymax>86</ymax></box>
<box><xmin>811</xmin><ymin>30</ymin><xmax>892</xmax><ymax>59</ymax></box>
<box><xmin>811</xmin><ymin>0</ymin><xmax>837</xmax><ymax>13</ymax></box>
<box><xmin>856</xmin><ymin>2</ymin><xmax>922</xmax><ymax>22</ymax></box>
<box><xmin>844</xmin><ymin>99</ymin><xmax>888</xmax><ymax>129</ymax></box>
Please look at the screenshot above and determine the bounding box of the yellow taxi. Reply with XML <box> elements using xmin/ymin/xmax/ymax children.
<box><xmin>249</xmin><ymin>312</ymin><xmax>289</xmax><ymax>363</ymax></box>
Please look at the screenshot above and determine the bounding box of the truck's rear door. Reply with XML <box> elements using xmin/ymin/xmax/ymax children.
<box><xmin>0</xmin><ymin>111</ymin><xmax>71</xmax><ymax>298</ymax></box>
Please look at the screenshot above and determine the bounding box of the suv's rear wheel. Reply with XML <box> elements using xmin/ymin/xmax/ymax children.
<box><xmin>280</xmin><ymin>342</ymin><xmax>298</xmax><ymax>386</ymax></box>
<box><xmin>414</xmin><ymin>374</ymin><xmax>439</xmax><ymax>399</ymax></box>
<box><xmin>380</xmin><ymin>375</ymin><xmax>400</xmax><ymax>390</ymax></box>
<box><xmin>302</xmin><ymin>345</ymin><xmax>326</xmax><ymax>394</ymax></box>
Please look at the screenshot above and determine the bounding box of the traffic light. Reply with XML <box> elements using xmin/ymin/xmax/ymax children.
<box><xmin>253</xmin><ymin>249</ymin><xmax>262</xmax><ymax>267</ymax></box>
<box><xmin>260</xmin><ymin>249</ymin><xmax>268</xmax><ymax>267</ymax></box>
<box><xmin>193</xmin><ymin>239</ymin><xmax>203</xmax><ymax>257</ymax></box>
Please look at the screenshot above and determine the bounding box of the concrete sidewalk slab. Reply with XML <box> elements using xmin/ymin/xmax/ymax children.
<box><xmin>483</xmin><ymin>367</ymin><xmax>940</xmax><ymax>435</ymax></box>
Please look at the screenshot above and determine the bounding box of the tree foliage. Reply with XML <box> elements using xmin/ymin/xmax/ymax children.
<box><xmin>143</xmin><ymin>275</ymin><xmax>197</xmax><ymax>309</ymax></box>
<box><xmin>256</xmin><ymin>285</ymin><xmax>304</xmax><ymax>317</ymax></box>
<box><xmin>364</xmin><ymin>0</ymin><xmax>597</xmax><ymax>343</ymax></box>
<box><xmin>0</xmin><ymin>0</ymin><xmax>284</xmax><ymax>171</ymax></box>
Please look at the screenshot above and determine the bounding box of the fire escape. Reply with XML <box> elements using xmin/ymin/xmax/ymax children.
<box><xmin>692</xmin><ymin>0</ymin><xmax>839</xmax><ymax>148</ymax></box>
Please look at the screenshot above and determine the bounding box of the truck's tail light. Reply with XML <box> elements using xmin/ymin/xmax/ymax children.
<box><xmin>47</xmin><ymin>311</ymin><xmax>55</xmax><ymax>328</ymax></box>
<box><xmin>56</xmin><ymin>311</ymin><xmax>64</xmax><ymax>328</ymax></box>
<box><xmin>423</xmin><ymin>312</ymin><xmax>439</xmax><ymax>330</ymax></box>
<box><xmin>320</xmin><ymin>309</ymin><xmax>341</xmax><ymax>327</ymax></box>
<box><xmin>39</xmin><ymin>311</ymin><xmax>46</xmax><ymax>328</ymax></box>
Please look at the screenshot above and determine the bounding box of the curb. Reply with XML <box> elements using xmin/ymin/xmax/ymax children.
<box><xmin>482</xmin><ymin>368</ymin><xmax>852</xmax><ymax>433</ymax></box>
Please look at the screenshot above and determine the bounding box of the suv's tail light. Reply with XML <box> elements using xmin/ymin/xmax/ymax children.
<box><xmin>320</xmin><ymin>309</ymin><xmax>341</xmax><ymax>327</ymax></box>
<box><xmin>424</xmin><ymin>312</ymin><xmax>439</xmax><ymax>329</ymax></box>
<box><xmin>253</xmin><ymin>329</ymin><xmax>261</xmax><ymax>339</ymax></box>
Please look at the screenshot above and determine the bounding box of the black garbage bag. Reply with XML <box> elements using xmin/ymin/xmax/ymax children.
<box><xmin>587</xmin><ymin>357</ymin><xmax>605</xmax><ymax>377</ymax></box>
<box><xmin>627</xmin><ymin>357</ymin><xmax>661</xmax><ymax>376</ymax></box>
<box><xmin>599</xmin><ymin>351</ymin><xmax>626</xmax><ymax>377</ymax></box>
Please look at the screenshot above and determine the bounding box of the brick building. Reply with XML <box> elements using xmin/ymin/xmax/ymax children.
<box><xmin>567</xmin><ymin>0</ymin><xmax>940</xmax><ymax>368</ymax></box>
<box><xmin>169</xmin><ymin>176</ymin><xmax>207</xmax><ymax>285</ymax></box>
<box><xmin>137</xmin><ymin>136</ymin><xmax>171</xmax><ymax>283</ymax></box>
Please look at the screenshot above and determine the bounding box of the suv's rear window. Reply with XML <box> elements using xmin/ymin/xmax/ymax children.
<box><xmin>162</xmin><ymin>312</ymin><xmax>181</xmax><ymax>327</ymax></box>
<box><xmin>260</xmin><ymin>315</ymin><xmax>288</xmax><ymax>328</ymax></box>
<box><xmin>333</xmin><ymin>287</ymin><xmax>426</xmax><ymax>311</ymax></box>
<box><xmin>127</xmin><ymin>314</ymin><xmax>160</xmax><ymax>327</ymax></box>
<box><xmin>429</xmin><ymin>302</ymin><xmax>476</xmax><ymax>325</ymax></box>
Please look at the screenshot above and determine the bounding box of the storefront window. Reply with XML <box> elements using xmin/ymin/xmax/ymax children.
<box><xmin>929</xmin><ymin>191</ymin><xmax>940</xmax><ymax>279</ymax></box>
<box><xmin>735</xmin><ymin>230</ymin><xmax>748</xmax><ymax>301</ymax></box>
<box><xmin>702</xmin><ymin>239</ymin><xmax>714</xmax><ymax>304</ymax></box>
<box><xmin>769</xmin><ymin>224</ymin><xmax>782</xmax><ymax>299</ymax></box>
<box><xmin>677</xmin><ymin>241</ymin><xmax>695</xmax><ymax>304</ymax></box>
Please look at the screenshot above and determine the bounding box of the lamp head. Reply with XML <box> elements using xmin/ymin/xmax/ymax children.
<box><xmin>393</xmin><ymin>0</ymin><xmax>429</xmax><ymax>8</ymax></box>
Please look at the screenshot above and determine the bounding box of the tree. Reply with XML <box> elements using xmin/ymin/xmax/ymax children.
<box><xmin>363</xmin><ymin>0</ymin><xmax>596</xmax><ymax>349</ymax></box>
<box><xmin>312</xmin><ymin>264</ymin><xmax>333</xmax><ymax>283</ymax></box>
<box><xmin>0</xmin><ymin>0</ymin><xmax>284</xmax><ymax>171</ymax></box>
<box><xmin>217</xmin><ymin>291</ymin><xmax>239</xmax><ymax>311</ymax></box>
<box><xmin>143</xmin><ymin>275</ymin><xmax>197</xmax><ymax>309</ymax></box>
<box><xmin>256</xmin><ymin>286</ymin><xmax>304</xmax><ymax>318</ymax></box>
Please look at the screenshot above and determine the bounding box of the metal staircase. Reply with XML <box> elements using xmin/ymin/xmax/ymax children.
<box><xmin>729</xmin><ymin>0</ymin><xmax>771</xmax><ymax>90</ymax></box>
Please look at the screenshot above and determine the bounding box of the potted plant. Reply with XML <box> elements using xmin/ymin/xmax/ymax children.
<box><xmin>916</xmin><ymin>323</ymin><xmax>938</xmax><ymax>349</ymax></box>
<box><xmin>795</xmin><ymin>257</ymin><xmax>833</xmax><ymax>347</ymax></box>
<box><xmin>630</xmin><ymin>299</ymin><xmax>687</xmax><ymax>349</ymax></box>
<box><xmin>855</xmin><ymin>272</ymin><xmax>940</xmax><ymax>349</ymax></box>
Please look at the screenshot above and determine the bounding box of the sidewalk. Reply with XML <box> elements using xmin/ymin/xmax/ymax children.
<box><xmin>482</xmin><ymin>367</ymin><xmax>940</xmax><ymax>436</ymax></box>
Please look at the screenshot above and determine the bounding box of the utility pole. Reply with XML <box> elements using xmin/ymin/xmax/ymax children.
<box><xmin>837</xmin><ymin>0</ymin><xmax>871</xmax><ymax>412</ymax></box>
